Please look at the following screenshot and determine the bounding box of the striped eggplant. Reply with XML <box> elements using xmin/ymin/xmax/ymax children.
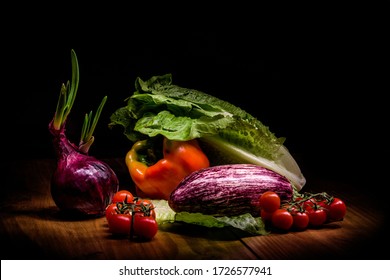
<box><xmin>168</xmin><ymin>164</ymin><xmax>293</xmax><ymax>217</ymax></box>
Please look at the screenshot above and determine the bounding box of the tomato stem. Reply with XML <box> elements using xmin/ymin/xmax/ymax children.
<box><xmin>130</xmin><ymin>209</ymin><xmax>135</xmax><ymax>240</ymax></box>
<box><xmin>285</xmin><ymin>190</ymin><xmax>334</xmax><ymax>212</ymax></box>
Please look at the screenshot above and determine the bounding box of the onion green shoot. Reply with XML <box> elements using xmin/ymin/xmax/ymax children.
<box><xmin>51</xmin><ymin>49</ymin><xmax>107</xmax><ymax>154</ymax></box>
<box><xmin>79</xmin><ymin>95</ymin><xmax>107</xmax><ymax>154</ymax></box>
<box><xmin>53</xmin><ymin>49</ymin><xmax>79</xmax><ymax>131</ymax></box>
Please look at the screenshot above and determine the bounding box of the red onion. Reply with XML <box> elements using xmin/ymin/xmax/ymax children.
<box><xmin>49</xmin><ymin>49</ymin><xmax>119</xmax><ymax>217</ymax></box>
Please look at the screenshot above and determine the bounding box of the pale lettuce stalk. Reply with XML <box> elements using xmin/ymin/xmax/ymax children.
<box><xmin>109</xmin><ymin>74</ymin><xmax>306</xmax><ymax>190</ymax></box>
<box><xmin>200</xmin><ymin>136</ymin><xmax>306</xmax><ymax>191</ymax></box>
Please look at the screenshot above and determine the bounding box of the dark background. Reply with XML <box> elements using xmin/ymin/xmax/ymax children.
<box><xmin>3</xmin><ymin>5</ymin><xmax>388</xmax><ymax>193</ymax></box>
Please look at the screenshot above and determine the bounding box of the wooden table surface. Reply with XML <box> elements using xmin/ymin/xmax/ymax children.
<box><xmin>1</xmin><ymin>158</ymin><xmax>388</xmax><ymax>260</ymax></box>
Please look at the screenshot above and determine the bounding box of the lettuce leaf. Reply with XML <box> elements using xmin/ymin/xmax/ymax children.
<box><xmin>152</xmin><ymin>200</ymin><xmax>269</xmax><ymax>236</ymax></box>
<box><xmin>109</xmin><ymin>73</ymin><xmax>306</xmax><ymax>190</ymax></box>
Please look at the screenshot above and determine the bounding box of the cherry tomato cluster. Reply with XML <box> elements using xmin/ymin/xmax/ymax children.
<box><xmin>259</xmin><ymin>191</ymin><xmax>347</xmax><ymax>232</ymax></box>
<box><xmin>105</xmin><ymin>190</ymin><xmax>158</xmax><ymax>240</ymax></box>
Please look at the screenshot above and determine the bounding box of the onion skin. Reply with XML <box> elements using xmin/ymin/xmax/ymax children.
<box><xmin>50</xmin><ymin>123</ymin><xmax>119</xmax><ymax>217</ymax></box>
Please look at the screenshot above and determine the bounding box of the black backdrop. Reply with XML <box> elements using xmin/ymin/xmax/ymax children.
<box><xmin>3</xmin><ymin>5</ymin><xmax>388</xmax><ymax>194</ymax></box>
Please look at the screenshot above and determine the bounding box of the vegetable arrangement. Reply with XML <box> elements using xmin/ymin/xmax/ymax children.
<box><xmin>49</xmin><ymin>49</ymin><xmax>119</xmax><ymax>217</ymax></box>
<box><xmin>108</xmin><ymin>73</ymin><xmax>347</xmax><ymax>235</ymax></box>
<box><xmin>49</xmin><ymin>51</ymin><xmax>347</xmax><ymax>238</ymax></box>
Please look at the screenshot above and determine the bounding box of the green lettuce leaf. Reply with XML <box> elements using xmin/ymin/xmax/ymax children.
<box><xmin>152</xmin><ymin>200</ymin><xmax>269</xmax><ymax>235</ymax></box>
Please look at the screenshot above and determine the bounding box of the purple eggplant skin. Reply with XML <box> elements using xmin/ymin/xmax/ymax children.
<box><xmin>168</xmin><ymin>164</ymin><xmax>293</xmax><ymax>217</ymax></box>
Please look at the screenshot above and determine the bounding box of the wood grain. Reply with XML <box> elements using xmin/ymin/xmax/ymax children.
<box><xmin>1</xmin><ymin>159</ymin><xmax>388</xmax><ymax>260</ymax></box>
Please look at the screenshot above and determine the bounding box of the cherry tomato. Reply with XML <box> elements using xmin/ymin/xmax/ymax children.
<box><xmin>112</xmin><ymin>190</ymin><xmax>134</xmax><ymax>204</ymax></box>
<box><xmin>260</xmin><ymin>209</ymin><xmax>274</xmax><ymax>224</ymax></box>
<box><xmin>259</xmin><ymin>191</ymin><xmax>281</xmax><ymax>213</ymax></box>
<box><xmin>315</xmin><ymin>199</ymin><xmax>330</xmax><ymax>210</ymax></box>
<box><xmin>135</xmin><ymin>198</ymin><xmax>156</xmax><ymax>218</ymax></box>
<box><xmin>328</xmin><ymin>197</ymin><xmax>347</xmax><ymax>221</ymax></box>
<box><xmin>302</xmin><ymin>198</ymin><xmax>316</xmax><ymax>210</ymax></box>
<box><xmin>133</xmin><ymin>214</ymin><xmax>158</xmax><ymax>240</ymax></box>
<box><xmin>106</xmin><ymin>213</ymin><xmax>132</xmax><ymax>235</ymax></box>
<box><xmin>291</xmin><ymin>210</ymin><xmax>309</xmax><ymax>231</ymax></box>
<box><xmin>307</xmin><ymin>208</ymin><xmax>327</xmax><ymax>227</ymax></box>
<box><xmin>105</xmin><ymin>203</ymin><xmax>118</xmax><ymax>220</ymax></box>
<box><xmin>271</xmin><ymin>209</ymin><xmax>293</xmax><ymax>231</ymax></box>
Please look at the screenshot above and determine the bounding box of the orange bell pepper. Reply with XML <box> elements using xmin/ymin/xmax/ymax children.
<box><xmin>126</xmin><ymin>137</ymin><xmax>210</xmax><ymax>200</ymax></box>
